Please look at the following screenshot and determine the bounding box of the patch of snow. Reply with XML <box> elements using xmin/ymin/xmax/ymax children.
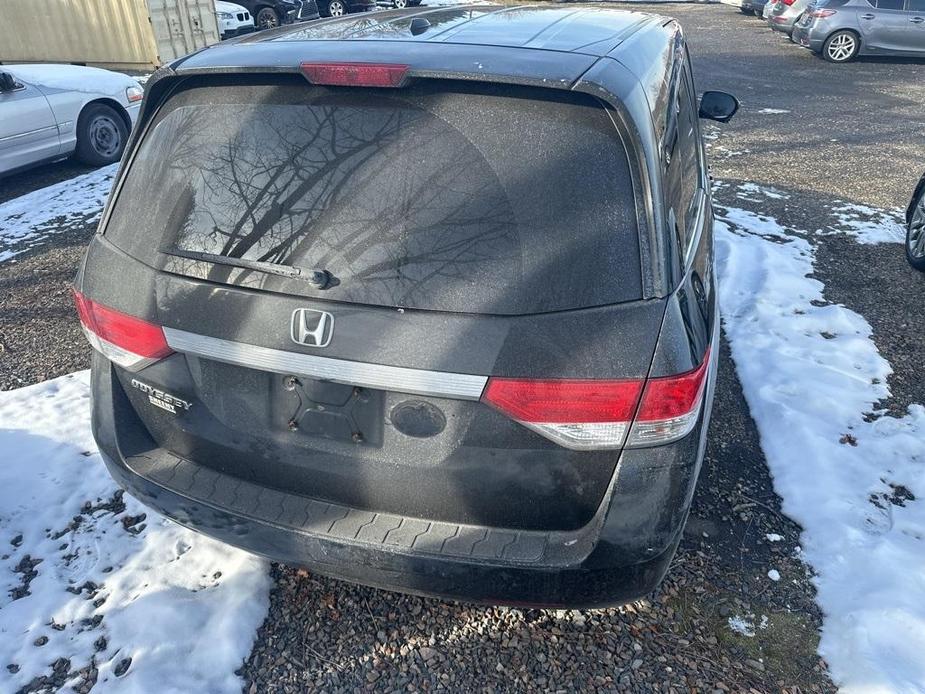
<box><xmin>736</xmin><ymin>182</ymin><xmax>790</xmax><ymax>203</ymax></box>
<box><xmin>728</xmin><ymin>616</ymin><xmax>756</xmax><ymax>638</ymax></box>
<box><xmin>765</xmin><ymin>533</ymin><xmax>784</xmax><ymax>542</ymax></box>
<box><xmin>767</xmin><ymin>569</ymin><xmax>781</xmax><ymax>582</ymax></box>
<box><xmin>0</xmin><ymin>165</ymin><xmax>116</xmax><ymax>263</ymax></box>
<box><xmin>701</xmin><ymin>124</ymin><xmax>721</xmax><ymax>142</ymax></box>
<box><xmin>0</xmin><ymin>372</ymin><xmax>271</xmax><ymax>693</ymax></box>
<box><xmin>715</xmin><ymin>204</ymin><xmax>925</xmax><ymax>693</ymax></box>
<box><xmin>709</xmin><ymin>145</ymin><xmax>749</xmax><ymax>160</ymax></box>
<box><xmin>819</xmin><ymin>202</ymin><xmax>906</xmax><ymax>245</ymax></box>
<box><xmin>756</xmin><ymin>108</ymin><xmax>791</xmax><ymax>115</ymax></box>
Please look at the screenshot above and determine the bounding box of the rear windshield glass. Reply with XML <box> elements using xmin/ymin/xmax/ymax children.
<box><xmin>105</xmin><ymin>77</ymin><xmax>642</xmax><ymax>315</ymax></box>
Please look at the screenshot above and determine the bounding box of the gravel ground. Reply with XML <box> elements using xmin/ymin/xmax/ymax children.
<box><xmin>0</xmin><ymin>243</ymin><xmax>90</xmax><ymax>390</ymax></box>
<box><xmin>1</xmin><ymin>2</ymin><xmax>923</xmax><ymax>691</ymax></box>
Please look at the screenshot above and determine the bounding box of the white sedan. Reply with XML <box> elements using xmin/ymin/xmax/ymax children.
<box><xmin>0</xmin><ymin>64</ymin><xmax>143</xmax><ymax>177</ymax></box>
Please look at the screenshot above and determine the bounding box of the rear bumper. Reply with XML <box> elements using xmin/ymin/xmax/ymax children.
<box><xmin>90</xmin><ymin>350</ymin><xmax>714</xmax><ymax>608</ymax></box>
<box><xmin>791</xmin><ymin>25</ymin><xmax>823</xmax><ymax>50</ymax></box>
<box><xmin>99</xmin><ymin>448</ymin><xmax>683</xmax><ymax>607</ymax></box>
<box><xmin>769</xmin><ymin>15</ymin><xmax>798</xmax><ymax>32</ymax></box>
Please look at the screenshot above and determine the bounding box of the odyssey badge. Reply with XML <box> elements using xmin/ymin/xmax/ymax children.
<box><xmin>131</xmin><ymin>379</ymin><xmax>192</xmax><ymax>414</ymax></box>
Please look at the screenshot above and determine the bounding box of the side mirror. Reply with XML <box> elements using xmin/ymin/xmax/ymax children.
<box><xmin>0</xmin><ymin>72</ymin><xmax>19</xmax><ymax>92</ymax></box>
<box><xmin>699</xmin><ymin>91</ymin><xmax>739</xmax><ymax>123</ymax></box>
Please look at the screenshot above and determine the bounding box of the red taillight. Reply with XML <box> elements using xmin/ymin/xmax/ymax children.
<box><xmin>481</xmin><ymin>349</ymin><xmax>711</xmax><ymax>450</ymax></box>
<box><xmin>73</xmin><ymin>289</ymin><xmax>172</xmax><ymax>370</ymax></box>
<box><xmin>481</xmin><ymin>379</ymin><xmax>643</xmax><ymax>424</ymax></box>
<box><xmin>628</xmin><ymin>350</ymin><xmax>711</xmax><ymax>447</ymax></box>
<box><xmin>636</xmin><ymin>355</ymin><xmax>710</xmax><ymax>422</ymax></box>
<box><xmin>300</xmin><ymin>62</ymin><xmax>409</xmax><ymax>88</ymax></box>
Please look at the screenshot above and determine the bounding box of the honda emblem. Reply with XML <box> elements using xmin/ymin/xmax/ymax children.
<box><xmin>290</xmin><ymin>308</ymin><xmax>334</xmax><ymax>348</ymax></box>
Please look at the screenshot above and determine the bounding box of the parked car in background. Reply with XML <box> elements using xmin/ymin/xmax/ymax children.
<box><xmin>233</xmin><ymin>0</ymin><xmax>316</xmax><ymax>28</ymax></box>
<box><xmin>792</xmin><ymin>0</ymin><xmax>925</xmax><ymax>62</ymax></box>
<box><xmin>768</xmin><ymin>0</ymin><xmax>813</xmax><ymax>34</ymax></box>
<box><xmin>389</xmin><ymin>0</ymin><xmax>422</xmax><ymax>7</ymax></box>
<box><xmin>74</xmin><ymin>5</ymin><xmax>737</xmax><ymax>608</ymax></box>
<box><xmin>317</xmin><ymin>0</ymin><xmax>376</xmax><ymax>16</ymax></box>
<box><xmin>216</xmin><ymin>0</ymin><xmax>254</xmax><ymax>38</ymax></box>
<box><xmin>0</xmin><ymin>64</ymin><xmax>141</xmax><ymax>176</ymax></box>
<box><xmin>741</xmin><ymin>0</ymin><xmax>770</xmax><ymax>15</ymax></box>
<box><xmin>296</xmin><ymin>0</ymin><xmax>322</xmax><ymax>21</ymax></box>
<box><xmin>906</xmin><ymin>171</ymin><xmax>925</xmax><ymax>271</ymax></box>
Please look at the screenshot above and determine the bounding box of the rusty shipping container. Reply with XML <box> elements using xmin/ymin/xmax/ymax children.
<box><xmin>0</xmin><ymin>0</ymin><xmax>221</xmax><ymax>71</ymax></box>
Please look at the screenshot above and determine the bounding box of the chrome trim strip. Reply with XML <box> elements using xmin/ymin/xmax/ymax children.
<box><xmin>162</xmin><ymin>327</ymin><xmax>489</xmax><ymax>400</ymax></box>
<box><xmin>0</xmin><ymin>124</ymin><xmax>58</xmax><ymax>143</ymax></box>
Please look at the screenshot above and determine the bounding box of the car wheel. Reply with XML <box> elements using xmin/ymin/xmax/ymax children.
<box><xmin>740</xmin><ymin>7</ymin><xmax>754</xmax><ymax>14</ymax></box>
<box><xmin>822</xmin><ymin>30</ymin><xmax>860</xmax><ymax>63</ymax></box>
<box><xmin>393</xmin><ymin>0</ymin><xmax>408</xmax><ymax>7</ymax></box>
<box><xmin>255</xmin><ymin>7</ymin><xmax>280</xmax><ymax>29</ymax></box>
<box><xmin>75</xmin><ymin>103</ymin><xmax>128</xmax><ymax>166</ymax></box>
<box><xmin>907</xmin><ymin>187</ymin><xmax>925</xmax><ymax>272</ymax></box>
<box><xmin>327</xmin><ymin>0</ymin><xmax>347</xmax><ymax>15</ymax></box>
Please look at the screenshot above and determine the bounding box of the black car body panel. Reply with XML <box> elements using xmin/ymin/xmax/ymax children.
<box><xmin>297</xmin><ymin>0</ymin><xmax>321</xmax><ymax>20</ymax></box>
<box><xmin>77</xmin><ymin>5</ymin><xmax>721</xmax><ymax>606</ymax></box>
<box><xmin>907</xmin><ymin>171</ymin><xmax>925</xmax><ymax>225</ymax></box>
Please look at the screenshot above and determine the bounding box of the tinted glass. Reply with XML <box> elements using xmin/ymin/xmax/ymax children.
<box><xmin>876</xmin><ymin>0</ymin><xmax>904</xmax><ymax>9</ymax></box>
<box><xmin>907</xmin><ymin>0</ymin><xmax>925</xmax><ymax>10</ymax></box>
<box><xmin>664</xmin><ymin>67</ymin><xmax>702</xmax><ymax>251</ymax></box>
<box><xmin>105</xmin><ymin>78</ymin><xmax>642</xmax><ymax>315</ymax></box>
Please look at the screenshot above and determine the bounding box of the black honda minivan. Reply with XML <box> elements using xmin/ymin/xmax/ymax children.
<box><xmin>74</xmin><ymin>5</ymin><xmax>737</xmax><ymax>607</ymax></box>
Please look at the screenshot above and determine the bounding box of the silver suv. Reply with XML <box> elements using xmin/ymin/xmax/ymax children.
<box><xmin>792</xmin><ymin>0</ymin><xmax>925</xmax><ymax>62</ymax></box>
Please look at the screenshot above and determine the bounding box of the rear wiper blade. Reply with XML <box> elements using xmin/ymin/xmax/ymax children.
<box><xmin>162</xmin><ymin>248</ymin><xmax>335</xmax><ymax>288</ymax></box>
<box><xmin>164</xmin><ymin>247</ymin><xmax>302</xmax><ymax>278</ymax></box>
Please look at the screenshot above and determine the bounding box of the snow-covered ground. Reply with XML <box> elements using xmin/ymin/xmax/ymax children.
<box><xmin>0</xmin><ymin>165</ymin><xmax>116</xmax><ymax>263</ymax></box>
<box><xmin>0</xmin><ymin>373</ymin><xmax>270</xmax><ymax>693</ymax></box>
<box><xmin>715</xmin><ymin>183</ymin><xmax>925</xmax><ymax>693</ymax></box>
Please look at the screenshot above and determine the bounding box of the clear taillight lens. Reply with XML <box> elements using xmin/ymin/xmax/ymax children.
<box><xmin>481</xmin><ymin>349</ymin><xmax>711</xmax><ymax>451</ymax></box>
<box><xmin>73</xmin><ymin>289</ymin><xmax>172</xmax><ymax>370</ymax></box>
<box><xmin>809</xmin><ymin>9</ymin><xmax>836</xmax><ymax>17</ymax></box>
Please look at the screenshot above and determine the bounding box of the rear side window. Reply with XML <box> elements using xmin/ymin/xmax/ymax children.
<box><xmin>663</xmin><ymin>62</ymin><xmax>703</xmax><ymax>254</ymax></box>
<box><xmin>104</xmin><ymin>77</ymin><xmax>642</xmax><ymax>315</ymax></box>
